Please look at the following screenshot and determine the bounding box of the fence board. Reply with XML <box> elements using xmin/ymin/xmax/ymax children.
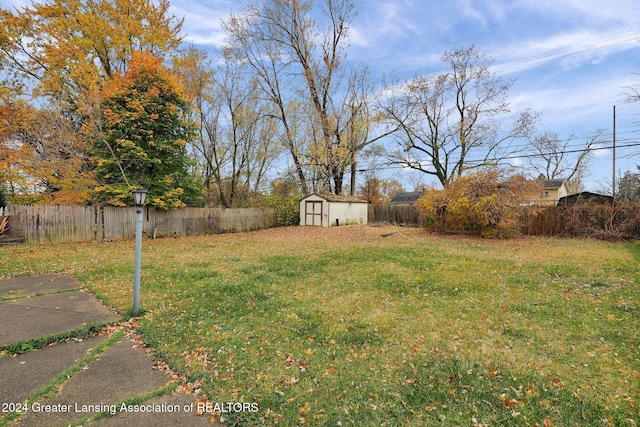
<box><xmin>520</xmin><ymin>207</ymin><xmax>566</xmax><ymax>236</ymax></box>
<box><xmin>368</xmin><ymin>204</ymin><xmax>640</xmax><ymax>238</ymax></box>
<box><xmin>2</xmin><ymin>205</ymin><xmax>278</xmax><ymax>244</ymax></box>
<box><xmin>368</xmin><ymin>204</ymin><xmax>422</xmax><ymax>226</ymax></box>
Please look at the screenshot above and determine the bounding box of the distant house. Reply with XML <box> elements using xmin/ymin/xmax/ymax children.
<box><xmin>558</xmin><ymin>192</ymin><xmax>614</xmax><ymax>206</ymax></box>
<box><xmin>299</xmin><ymin>193</ymin><xmax>368</xmax><ymax>227</ymax></box>
<box><xmin>535</xmin><ymin>178</ymin><xmax>570</xmax><ymax>206</ymax></box>
<box><xmin>390</xmin><ymin>191</ymin><xmax>424</xmax><ymax>206</ymax></box>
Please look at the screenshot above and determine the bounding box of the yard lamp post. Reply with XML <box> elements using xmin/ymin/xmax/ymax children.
<box><xmin>132</xmin><ymin>187</ymin><xmax>147</xmax><ymax>314</ymax></box>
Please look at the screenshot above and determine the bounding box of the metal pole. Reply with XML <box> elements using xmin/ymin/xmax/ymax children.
<box><xmin>133</xmin><ymin>206</ymin><xmax>143</xmax><ymax>314</ymax></box>
<box><xmin>612</xmin><ymin>105</ymin><xmax>616</xmax><ymax>204</ymax></box>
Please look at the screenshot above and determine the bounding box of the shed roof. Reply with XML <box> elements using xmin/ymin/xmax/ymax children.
<box><xmin>304</xmin><ymin>193</ymin><xmax>367</xmax><ymax>203</ymax></box>
<box><xmin>558</xmin><ymin>192</ymin><xmax>613</xmax><ymax>206</ymax></box>
<box><xmin>390</xmin><ymin>191</ymin><xmax>424</xmax><ymax>204</ymax></box>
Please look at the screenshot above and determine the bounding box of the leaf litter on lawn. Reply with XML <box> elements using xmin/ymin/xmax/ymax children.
<box><xmin>4</xmin><ymin>225</ymin><xmax>639</xmax><ymax>425</ymax></box>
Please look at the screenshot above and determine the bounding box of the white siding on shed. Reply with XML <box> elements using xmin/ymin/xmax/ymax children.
<box><xmin>299</xmin><ymin>194</ymin><xmax>368</xmax><ymax>227</ymax></box>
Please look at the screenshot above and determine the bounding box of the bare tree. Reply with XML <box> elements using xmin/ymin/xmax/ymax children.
<box><xmin>206</xmin><ymin>65</ymin><xmax>280</xmax><ymax>207</ymax></box>
<box><xmin>223</xmin><ymin>0</ymin><xmax>378</xmax><ymax>195</ymax></box>
<box><xmin>173</xmin><ymin>47</ymin><xmax>280</xmax><ymax>207</ymax></box>
<box><xmin>378</xmin><ymin>45</ymin><xmax>535</xmax><ymax>188</ymax></box>
<box><xmin>223</xmin><ymin>2</ymin><xmax>308</xmax><ymax>193</ymax></box>
<box><xmin>527</xmin><ymin>130</ymin><xmax>602</xmax><ymax>193</ymax></box>
<box><xmin>171</xmin><ymin>47</ymin><xmax>217</xmax><ymax>198</ymax></box>
<box><xmin>624</xmin><ymin>70</ymin><xmax>640</xmax><ymax>104</ymax></box>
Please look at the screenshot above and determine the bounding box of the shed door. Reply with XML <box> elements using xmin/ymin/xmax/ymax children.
<box><xmin>305</xmin><ymin>201</ymin><xmax>323</xmax><ymax>226</ymax></box>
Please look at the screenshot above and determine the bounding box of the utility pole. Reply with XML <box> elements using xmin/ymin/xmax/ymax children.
<box><xmin>612</xmin><ymin>105</ymin><xmax>616</xmax><ymax>203</ymax></box>
<box><xmin>350</xmin><ymin>161</ymin><xmax>356</xmax><ymax>196</ymax></box>
<box><xmin>349</xmin><ymin>103</ymin><xmax>357</xmax><ymax>197</ymax></box>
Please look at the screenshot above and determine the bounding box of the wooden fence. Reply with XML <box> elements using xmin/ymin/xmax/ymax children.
<box><xmin>368</xmin><ymin>204</ymin><xmax>640</xmax><ymax>238</ymax></box>
<box><xmin>368</xmin><ymin>204</ymin><xmax>423</xmax><ymax>226</ymax></box>
<box><xmin>520</xmin><ymin>207</ymin><xmax>566</xmax><ymax>236</ymax></box>
<box><xmin>4</xmin><ymin>203</ymin><xmax>638</xmax><ymax>244</ymax></box>
<box><xmin>0</xmin><ymin>205</ymin><xmax>278</xmax><ymax>244</ymax></box>
<box><xmin>521</xmin><ymin>205</ymin><xmax>640</xmax><ymax>238</ymax></box>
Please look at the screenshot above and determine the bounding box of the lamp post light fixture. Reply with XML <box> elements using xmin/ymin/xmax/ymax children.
<box><xmin>132</xmin><ymin>187</ymin><xmax>147</xmax><ymax>314</ymax></box>
<box><xmin>132</xmin><ymin>187</ymin><xmax>147</xmax><ymax>207</ymax></box>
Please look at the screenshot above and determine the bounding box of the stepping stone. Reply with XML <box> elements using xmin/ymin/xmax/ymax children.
<box><xmin>0</xmin><ymin>274</ymin><xmax>79</xmax><ymax>297</ymax></box>
<box><xmin>15</xmin><ymin>339</ymin><xmax>169</xmax><ymax>427</ymax></box>
<box><xmin>92</xmin><ymin>393</ymin><xmax>222</xmax><ymax>426</ymax></box>
<box><xmin>0</xmin><ymin>336</ymin><xmax>106</xmax><ymax>404</ymax></box>
<box><xmin>0</xmin><ymin>291</ymin><xmax>118</xmax><ymax>345</ymax></box>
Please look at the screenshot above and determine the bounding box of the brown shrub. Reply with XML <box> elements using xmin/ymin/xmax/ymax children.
<box><xmin>418</xmin><ymin>170</ymin><xmax>542</xmax><ymax>238</ymax></box>
<box><xmin>559</xmin><ymin>203</ymin><xmax>640</xmax><ymax>241</ymax></box>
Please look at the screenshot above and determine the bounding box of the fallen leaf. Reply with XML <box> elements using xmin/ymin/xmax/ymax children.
<box><xmin>299</xmin><ymin>403</ymin><xmax>310</xmax><ymax>416</ymax></box>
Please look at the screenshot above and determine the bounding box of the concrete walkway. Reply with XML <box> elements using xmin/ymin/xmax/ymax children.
<box><xmin>0</xmin><ymin>274</ymin><xmax>219</xmax><ymax>426</ymax></box>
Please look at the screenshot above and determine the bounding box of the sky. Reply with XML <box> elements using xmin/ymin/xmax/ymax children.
<box><xmin>166</xmin><ymin>0</ymin><xmax>640</xmax><ymax>191</ymax></box>
<box><xmin>2</xmin><ymin>0</ymin><xmax>640</xmax><ymax>191</ymax></box>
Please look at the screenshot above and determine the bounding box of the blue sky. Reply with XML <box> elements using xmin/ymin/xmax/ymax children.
<box><xmin>2</xmin><ymin>0</ymin><xmax>639</xmax><ymax>191</ymax></box>
<box><xmin>164</xmin><ymin>0</ymin><xmax>640</xmax><ymax>191</ymax></box>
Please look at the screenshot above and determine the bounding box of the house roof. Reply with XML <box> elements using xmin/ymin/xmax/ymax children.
<box><xmin>543</xmin><ymin>178</ymin><xmax>567</xmax><ymax>189</ymax></box>
<box><xmin>390</xmin><ymin>191</ymin><xmax>424</xmax><ymax>204</ymax></box>
<box><xmin>304</xmin><ymin>193</ymin><xmax>367</xmax><ymax>203</ymax></box>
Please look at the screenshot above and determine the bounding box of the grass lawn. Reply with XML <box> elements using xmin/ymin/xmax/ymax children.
<box><xmin>2</xmin><ymin>225</ymin><xmax>639</xmax><ymax>426</ymax></box>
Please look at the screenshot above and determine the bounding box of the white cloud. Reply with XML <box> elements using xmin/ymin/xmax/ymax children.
<box><xmin>513</xmin><ymin>0</ymin><xmax>640</xmax><ymax>26</ymax></box>
<box><xmin>169</xmin><ymin>0</ymin><xmax>234</xmax><ymax>49</ymax></box>
<box><xmin>492</xmin><ymin>30</ymin><xmax>640</xmax><ymax>76</ymax></box>
<box><xmin>350</xmin><ymin>1</ymin><xmax>425</xmax><ymax>49</ymax></box>
<box><xmin>509</xmin><ymin>157</ymin><xmax>524</xmax><ymax>167</ymax></box>
<box><xmin>590</xmin><ymin>143</ymin><xmax>611</xmax><ymax>158</ymax></box>
<box><xmin>455</xmin><ymin>0</ymin><xmax>489</xmax><ymax>27</ymax></box>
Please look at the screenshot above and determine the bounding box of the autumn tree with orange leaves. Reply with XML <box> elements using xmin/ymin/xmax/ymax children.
<box><xmin>93</xmin><ymin>52</ymin><xmax>203</xmax><ymax>209</ymax></box>
<box><xmin>0</xmin><ymin>0</ymin><xmax>183</xmax><ymax>204</ymax></box>
<box><xmin>0</xmin><ymin>0</ymin><xmax>182</xmax><ymax>108</ymax></box>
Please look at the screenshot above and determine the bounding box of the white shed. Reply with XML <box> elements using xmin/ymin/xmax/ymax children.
<box><xmin>300</xmin><ymin>193</ymin><xmax>368</xmax><ymax>227</ymax></box>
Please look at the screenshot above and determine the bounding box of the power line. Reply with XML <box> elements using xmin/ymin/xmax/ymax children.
<box><xmin>355</xmin><ymin>141</ymin><xmax>640</xmax><ymax>173</ymax></box>
<box><xmin>494</xmin><ymin>31</ymin><xmax>640</xmax><ymax>75</ymax></box>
